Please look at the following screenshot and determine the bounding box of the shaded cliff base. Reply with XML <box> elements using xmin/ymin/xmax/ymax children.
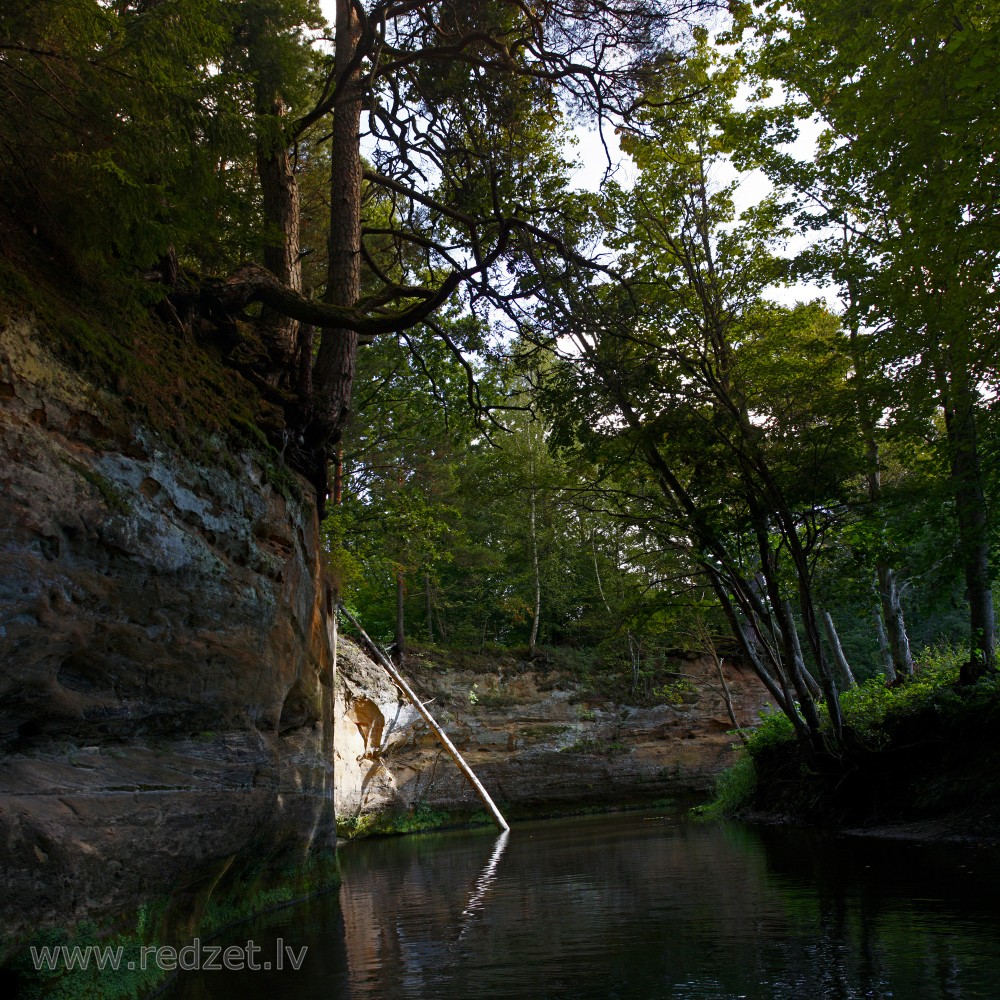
<box><xmin>333</xmin><ymin>638</ymin><xmax>772</xmax><ymax>838</ymax></box>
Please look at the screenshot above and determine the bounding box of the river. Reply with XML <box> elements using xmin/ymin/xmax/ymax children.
<box><xmin>164</xmin><ymin>810</ymin><xmax>1000</xmax><ymax>999</ymax></box>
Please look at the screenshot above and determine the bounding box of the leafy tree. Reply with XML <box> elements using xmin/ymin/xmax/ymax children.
<box><xmin>733</xmin><ymin>0</ymin><xmax>1000</xmax><ymax>680</ymax></box>
<box><xmin>529</xmin><ymin>36</ymin><xmax>873</xmax><ymax>748</ymax></box>
<box><xmin>204</xmin><ymin>0</ymin><xmax>715</xmax><ymax>497</ymax></box>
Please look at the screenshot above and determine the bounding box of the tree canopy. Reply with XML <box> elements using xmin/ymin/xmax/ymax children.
<box><xmin>2</xmin><ymin>0</ymin><xmax>996</xmax><ymax>750</ymax></box>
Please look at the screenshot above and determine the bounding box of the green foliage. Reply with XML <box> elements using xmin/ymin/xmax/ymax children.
<box><xmin>746</xmin><ymin>708</ymin><xmax>797</xmax><ymax>755</ymax></box>
<box><xmin>733</xmin><ymin>0</ymin><xmax>1000</xmax><ymax>676</ymax></box>
<box><xmin>652</xmin><ymin>678</ymin><xmax>697</xmax><ymax>706</ymax></box>
<box><xmin>0</xmin><ymin>0</ymin><xmax>325</xmax><ymax>275</ymax></box>
<box><xmin>692</xmin><ymin>755</ymin><xmax>758</xmax><ymax>821</ymax></box>
<box><xmin>838</xmin><ymin>645</ymin><xmax>968</xmax><ymax>745</ymax></box>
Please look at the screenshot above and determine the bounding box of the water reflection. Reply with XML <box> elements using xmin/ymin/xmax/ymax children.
<box><xmin>459</xmin><ymin>829</ymin><xmax>509</xmax><ymax>938</ymax></box>
<box><xmin>166</xmin><ymin>813</ymin><xmax>1000</xmax><ymax>1000</ymax></box>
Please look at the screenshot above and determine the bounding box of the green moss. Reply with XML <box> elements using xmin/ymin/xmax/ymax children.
<box><xmin>337</xmin><ymin>804</ymin><xmax>493</xmax><ymax>840</ymax></box>
<box><xmin>264</xmin><ymin>459</ymin><xmax>303</xmax><ymax>503</ymax></box>
<box><xmin>0</xmin><ymin>249</ymin><xmax>302</xmax><ymax>488</ymax></box>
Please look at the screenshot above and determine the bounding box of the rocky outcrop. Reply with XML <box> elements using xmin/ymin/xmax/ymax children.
<box><xmin>334</xmin><ymin>639</ymin><xmax>770</xmax><ymax>830</ymax></box>
<box><xmin>0</xmin><ymin>315</ymin><xmax>337</xmax><ymax>951</ymax></box>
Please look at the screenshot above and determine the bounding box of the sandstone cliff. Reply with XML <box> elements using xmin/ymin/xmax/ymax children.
<box><xmin>0</xmin><ymin>310</ymin><xmax>337</xmax><ymax>970</ymax></box>
<box><xmin>334</xmin><ymin>638</ymin><xmax>770</xmax><ymax>833</ymax></box>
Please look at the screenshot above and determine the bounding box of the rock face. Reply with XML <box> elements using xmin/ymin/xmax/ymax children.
<box><xmin>334</xmin><ymin>639</ymin><xmax>770</xmax><ymax>829</ymax></box>
<box><xmin>0</xmin><ymin>316</ymin><xmax>337</xmax><ymax>947</ymax></box>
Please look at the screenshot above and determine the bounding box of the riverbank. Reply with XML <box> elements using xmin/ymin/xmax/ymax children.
<box><xmin>710</xmin><ymin>656</ymin><xmax>1000</xmax><ymax>846</ymax></box>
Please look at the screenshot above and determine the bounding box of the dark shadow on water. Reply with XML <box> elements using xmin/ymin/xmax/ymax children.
<box><xmin>165</xmin><ymin>812</ymin><xmax>1000</xmax><ymax>1000</ymax></box>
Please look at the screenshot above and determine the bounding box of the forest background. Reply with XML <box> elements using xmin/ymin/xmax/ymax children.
<box><xmin>2</xmin><ymin>0</ymin><xmax>998</xmax><ymax>759</ymax></box>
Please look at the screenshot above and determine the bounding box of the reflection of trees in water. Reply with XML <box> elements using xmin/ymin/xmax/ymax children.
<box><xmin>756</xmin><ymin>828</ymin><xmax>997</xmax><ymax>1000</ymax></box>
<box><xmin>336</xmin><ymin>817</ymin><xmax>1000</xmax><ymax>1000</ymax></box>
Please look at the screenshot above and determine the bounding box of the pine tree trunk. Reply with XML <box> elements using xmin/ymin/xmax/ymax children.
<box><xmin>312</xmin><ymin>0</ymin><xmax>363</xmax><ymax>442</ymax></box>
<box><xmin>256</xmin><ymin>97</ymin><xmax>302</xmax><ymax>368</ymax></box>
<box><xmin>395</xmin><ymin>569</ymin><xmax>406</xmax><ymax>663</ymax></box>
<box><xmin>424</xmin><ymin>571</ymin><xmax>434</xmax><ymax>643</ymax></box>
<box><xmin>528</xmin><ymin>486</ymin><xmax>540</xmax><ymax>658</ymax></box>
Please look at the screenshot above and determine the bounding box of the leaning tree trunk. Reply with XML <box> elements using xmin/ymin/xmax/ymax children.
<box><xmin>821</xmin><ymin>610</ymin><xmax>856</xmax><ymax>689</ymax></box>
<box><xmin>782</xmin><ymin>599</ymin><xmax>822</xmax><ymax>700</ymax></box>
<box><xmin>312</xmin><ymin>0</ymin><xmax>363</xmax><ymax>447</ymax></box>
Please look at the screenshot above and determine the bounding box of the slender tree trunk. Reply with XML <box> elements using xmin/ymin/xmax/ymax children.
<box><xmin>340</xmin><ymin>606</ymin><xmax>509</xmax><ymax>831</ymax></box>
<box><xmin>695</xmin><ymin>619</ymin><xmax>747</xmax><ymax>745</ymax></box>
<box><xmin>941</xmin><ymin>367</ymin><xmax>995</xmax><ymax>682</ymax></box>
<box><xmin>424</xmin><ymin>570</ymin><xmax>434</xmax><ymax>643</ymax></box>
<box><xmin>821</xmin><ymin>610</ymin><xmax>856</xmax><ymax>689</ymax></box>
<box><xmin>713</xmin><ymin>654</ymin><xmax>746</xmax><ymax>745</ymax></box>
<box><xmin>873</xmin><ymin>603</ymin><xmax>897</xmax><ymax>683</ymax></box>
<box><xmin>312</xmin><ymin>0</ymin><xmax>363</xmax><ymax>442</ymax></box>
<box><xmin>628</xmin><ymin>632</ymin><xmax>641</xmax><ymax>695</ymax></box>
<box><xmin>782</xmin><ymin>599</ymin><xmax>822</xmax><ymax>700</ymax></box>
<box><xmin>333</xmin><ymin>443</ymin><xmax>344</xmax><ymax>505</ymax></box>
<box><xmin>528</xmin><ymin>485</ymin><xmax>541</xmax><ymax>658</ymax></box>
<box><xmin>395</xmin><ymin>569</ymin><xmax>406</xmax><ymax>663</ymax></box>
<box><xmin>297</xmin><ymin>323</ymin><xmax>315</xmax><ymax>407</ymax></box>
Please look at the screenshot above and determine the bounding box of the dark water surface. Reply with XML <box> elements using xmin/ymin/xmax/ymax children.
<box><xmin>165</xmin><ymin>811</ymin><xmax>1000</xmax><ymax>999</ymax></box>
